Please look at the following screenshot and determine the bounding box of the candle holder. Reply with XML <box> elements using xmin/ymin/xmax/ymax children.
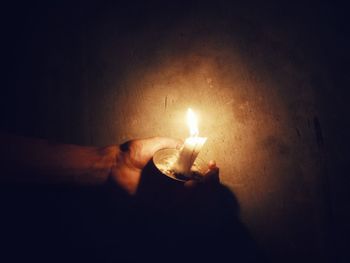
<box><xmin>153</xmin><ymin>148</ymin><xmax>207</xmax><ymax>182</ymax></box>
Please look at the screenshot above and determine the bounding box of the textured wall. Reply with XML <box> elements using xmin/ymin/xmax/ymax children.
<box><xmin>2</xmin><ymin>1</ymin><xmax>344</xmax><ymax>262</ymax></box>
<box><xmin>74</xmin><ymin>7</ymin><xmax>329</xmax><ymax>261</ymax></box>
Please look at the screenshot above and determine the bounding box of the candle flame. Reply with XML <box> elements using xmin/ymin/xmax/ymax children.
<box><xmin>187</xmin><ymin>108</ymin><xmax>199</xmax><ymax>136</ymax></box>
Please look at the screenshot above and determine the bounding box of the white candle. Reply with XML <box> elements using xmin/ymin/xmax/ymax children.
<box><xmin>173</xmin><ymin>108</ymin><xmax>207</xmax><ymax>176</ymax></box>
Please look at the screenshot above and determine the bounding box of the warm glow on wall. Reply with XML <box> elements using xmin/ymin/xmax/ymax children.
<box><xmin>105</xmin><ymin>37</ymin><xmax>320</xmax><ymax>245</ymax></box>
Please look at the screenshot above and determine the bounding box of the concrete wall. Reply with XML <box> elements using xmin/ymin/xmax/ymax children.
<box><xmin>2</xmin><ymin>1</ymin><xmax>347</xmax><ymax>262</ymax></box>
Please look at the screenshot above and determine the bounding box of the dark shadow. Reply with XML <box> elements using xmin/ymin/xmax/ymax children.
<box><xmin>0</xmin><ymin>162</ymin><xmax>267</xmax><ymax>263</ymax></box>
<box><xmin>132</xmin><ymin>160</ymin><xmax>268</xmax><ymax>263</ymax></box>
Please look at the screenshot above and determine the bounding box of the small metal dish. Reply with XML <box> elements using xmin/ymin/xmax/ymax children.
<box><xmin>153</xmin><ymin>148</ymin><xmax>207</xmax><ymax>182</ymax></box>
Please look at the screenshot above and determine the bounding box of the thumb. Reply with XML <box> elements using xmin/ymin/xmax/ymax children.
<box><xmin>203</xmin><ymin>160</ymin><xmax>220</xmax><ymax>183</ymax></box>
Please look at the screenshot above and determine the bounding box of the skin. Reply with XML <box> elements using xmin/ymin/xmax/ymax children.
<box><xmin>0</xmin><ymin>134</ymin><xmax>219</xmax><ymax>194</ymax></box>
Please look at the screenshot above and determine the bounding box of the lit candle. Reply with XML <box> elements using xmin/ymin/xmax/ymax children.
<box><xmin>173</xmin><ymin>108</ymin><xmax>207</xmax><ymax>176</ymax></box>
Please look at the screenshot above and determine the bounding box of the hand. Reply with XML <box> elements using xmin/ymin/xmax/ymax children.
<box><xmin>110</xmin><ymin>137</ymin><xmax>219</xmax><ymax>195</ymax></box>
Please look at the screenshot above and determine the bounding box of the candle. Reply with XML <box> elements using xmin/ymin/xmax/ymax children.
<box><xmin>173</xmin><ymin>108</ymin><xmax>207</xmax><ymax>176</ymax></box>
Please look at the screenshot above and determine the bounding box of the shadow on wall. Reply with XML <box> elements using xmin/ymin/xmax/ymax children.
<box><xmin>109</xmin><ymin>160</ymin><xmax>267</xmax><ymax>263</ymax></box>
<box><xmin>0</xmin><ymin>162</ymin><xmax>267</xmax><ymax>263</ymax></box>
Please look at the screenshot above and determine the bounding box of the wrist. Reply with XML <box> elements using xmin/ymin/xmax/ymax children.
<box><xmin>89</xmin><ymin>145</ymin><xmax>119</xmax><ymax>184</ymax></box>
<box><xmin>102</xmin><ymin>145</ymin><xmax>119</xmax><ymax>182</ymax></box>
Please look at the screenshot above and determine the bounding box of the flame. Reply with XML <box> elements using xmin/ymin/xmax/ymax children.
<box><xmin>187</xmin><ymin>108</ymin><xmax>199</xmax><ymax>136</ymax></box>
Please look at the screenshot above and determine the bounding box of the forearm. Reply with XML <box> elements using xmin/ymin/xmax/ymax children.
<box><xmin>0</xmin><ymin>133</ymin><xmax>118</xmax><ymax>184</ymax></box>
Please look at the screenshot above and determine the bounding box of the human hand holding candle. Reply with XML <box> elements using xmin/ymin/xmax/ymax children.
<box><xmin>0</xmin><ymin>108</ymin><xmax>215</xmax><ymax>195</ymax></box>
<box><xmin>0</xmin><ymin>132</ymin><xmax>218</xmax><ymax>195</ymax></box>
<box><xmin>173</xmin><ymin>108</ymin><xmax>207</xmax><ymax>177</ymax></box>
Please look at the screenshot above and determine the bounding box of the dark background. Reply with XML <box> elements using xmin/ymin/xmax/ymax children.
<box><xmin>0</xmin><ymin>1</ymin><xmax>349</xmax><ymax>262</ymax></box>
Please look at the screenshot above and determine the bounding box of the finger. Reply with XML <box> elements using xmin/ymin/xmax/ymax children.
<box><xmin>203</xmin><ymin>161</ymin><xmax>220</xmax><ymax>183</ymax></box>
<box><xmin>208</xmin><ymin>160</ymin><xmax>216</xmax><ymax>170</ymax></box>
